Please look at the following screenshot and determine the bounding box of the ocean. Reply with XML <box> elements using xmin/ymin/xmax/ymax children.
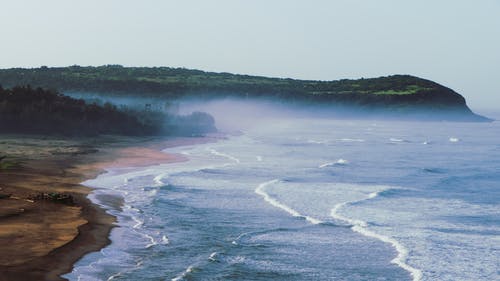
<box><xmin>64</xmin><ymin>116</ymin><xmax>499</xmax><ymax>281</ymax></box>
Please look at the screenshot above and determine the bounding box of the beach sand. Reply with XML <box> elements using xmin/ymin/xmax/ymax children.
<box><xmin>0</xmin><ymin>135</ymin><xmax>216</xmax><ymax>281</ymax></box>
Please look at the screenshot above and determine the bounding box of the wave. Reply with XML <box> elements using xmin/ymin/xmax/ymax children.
<box><xmin>162</xmin><ymin>235</ymin><xmax>170</xmax><ymax>244</ymax></box>
<box><xmin>144</xmin><ymin>233</ymin><xmax>157</xmax><ymax>249</ymax></box>
<box><xmin>171</xmin><ymin>265</ymin><xmax>196</xmax><ymax>281</ymax></box>
<box><xmin>330</xmin><ymin>190</ymin><xmax>422</xmax><ymax>281</ymax></box>
<box><xmin>145</xmin><ymin>232</ymin><xmax>170</xmax><ymax>249</ymax></box>
<box><xmin>208</xmin><ymin>252</ymin><xmax>219</xmax><ymax>262</ymax></box>
<box><xmin>231</xmin><ymin>227</ymin><xmax>293</xmax><ymax>246</ymax></box>
<box><xmin>449</xmin><ymin>137</ymin><xmax>460</xmax><ymax>142</ymax></box>
<box><xmin>153</xmin><ymin>173</ymin><xmax>168</xmax><ymax>185</ymax></box>
<box><xmin>208</xmin><ymin>148</ymin><xmax>241</xmax><ymax>164</ymax></box>
<box><xmin>107</xmin><ymin>272</ymin><xmax>123</xmax><ymax>281</ymax></box>
<box><xmin>255</xmin><ymin>179</ymin><xmax>323</xmax><ymax>224</ymax></box>
<box><xmin>307</xmin><ymin>139</ymin><xmax>328</xmax><ymax>144</ymax></box>
<box><xmin>389</xmin><ymin>138</ymin><xmax>409</xmax><ymax>143</ymax></box>
<box><xmin>319</xmin><ymin>159</ymin><xmax>349</xmax><ymax>168</ymax></box>
<box><xmin>337</xmin><ymin>138</ymin><xmax>365</xmax><ymax>142</ymax></box>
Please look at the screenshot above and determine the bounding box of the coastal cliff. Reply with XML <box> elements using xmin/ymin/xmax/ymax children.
<box><xmin>0</xmin><ymin>65</ymin><xmax>489</xmax><ymax>121</ymax></box>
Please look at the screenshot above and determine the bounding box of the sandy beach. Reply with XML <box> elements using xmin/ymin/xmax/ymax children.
<box><xmin>0</xmin><ymin>135</ymin><xmax>216</xmax><ymax>281</ymax></box>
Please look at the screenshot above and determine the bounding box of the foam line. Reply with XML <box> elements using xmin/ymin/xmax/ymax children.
<box><xmin>232</xmin><ymin>232</ymin><xmax>248</xmax><ymax>245</ymax></box>
<box><xmin>171</xmin><ymin>265</ymin><xmax>195</xmax><ymax>281</ymax></box>
<box><xmin>208</xmin><ymin>252</ymin><xmax>218</xmax><ymax>262</ymax></box>
<box><xmin>307</xmin><ymin>139</ymin><xmax>327</xmax><ymax>144</ymax></box>
<box><xmin>319</xmin><ymin>159</ymin><xmax>348</xmax><ymax>168</ymax></box>
<box><xmin>255</xmin><ymin>179</ymin><xmax>323</xmax><ymax>225</ymax></box>
<box><xmin>330</xmin><ymin>191</ymin><xmax>422</xmax><ymax>281</ymax></box>
<box><xmin>337</xmin><ymin>138</ymin><xmax>365</xmax><ymax>142</ymax></box>
<box><xmin>153</xmin><ymin>173</ymin><xmax>167</xmax><ymax>186</ymax></box>
<box><xmin>131</xmin><ymin>215</ymin><xmax>143</xmax><ymax>229</ymax></box>
<box><xmin>107</xmin><ymin>272</ymin><xmax>122</xmax><ymax>281</ymax></box>
<box><xmin>390</xmin><ymin>138</ymin><xmax>407</xmax><ymax>142</ymax></box>
<box><xmin>145</xmin><ymin>234</ymin><xmax>156</xmax><ymax>248</ymax></box>
<box><xmin>208</xmin><ymin>148</ymin><xmax>241</xmax><ymax>164</ymax></box>
<box><xmin>319</xmin><ymin>162</ymin><xmax>335</xmax><ymax>168</ymax></box>
<box><xmin>161</xmin><ymin>235</ymin><xmax>170</xmax><ymax>244</ymax></box>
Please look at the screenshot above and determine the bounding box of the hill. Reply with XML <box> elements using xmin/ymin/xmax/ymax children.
<box><xmin>0</xmin><ymin>65</ymin><xmax>490</xmax><ymax>121</ymax></box>
<box><xmin>0</xmin><ymin>85</ymin><xmax>216</xmax><ymax>136</ymax></box>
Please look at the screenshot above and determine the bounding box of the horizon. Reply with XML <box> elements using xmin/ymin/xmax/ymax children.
<box><xmin>1</xmin><ymin>1</ymin><xmax>499</xmax><ymax>112</ymax></box>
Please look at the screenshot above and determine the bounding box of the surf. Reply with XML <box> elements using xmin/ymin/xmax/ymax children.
<box><xmin>330</xmin><ymin>190</ymin><xmax>423</xmax><ymax>281</ymax></box>
<box><xmin>255</xmin><ymin>179</ymin><xmax>324</xmax><ymax>225</ymax></box>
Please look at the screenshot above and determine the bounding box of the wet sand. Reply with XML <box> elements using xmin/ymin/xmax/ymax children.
<box><xmin>0</xmin><ymin>135</ymin><xmax>216</xmax><ymax>281</ymax></box>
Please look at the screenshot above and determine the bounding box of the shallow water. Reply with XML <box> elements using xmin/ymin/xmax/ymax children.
<box><xmin>65</xmin><ymin>117</ymin><xmax>500</xmax><ymax>281</ymax></box>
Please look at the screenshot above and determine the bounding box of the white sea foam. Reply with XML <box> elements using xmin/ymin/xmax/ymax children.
<box><xmin>145</xmin><ymin>234</ymin><xmax>157</xmax><ymax>248</ymax></box>
<box><xmin>256</xmin><ymin>155</ymin><xmax>263</xmax><ymax>161</ymax></box>
<box><xmin>336</xmin><ymin>158</ymin><xmax>348</xmax><ymax>165</ymax></box>
<box><xmin>153</xmin><ymin>173</ymin><xmax>167</xmax><ymax>185</ymax></box>
<box><xmin>337</xmin><ymin>138</ymin><xmax>365</xmax><ymax>142</ymax></box>
<box><xmin>449</xmin><ymin>137</ymin><xmax>460</xmax><ymax>142</ymax></box>
<box><xmin>330</xmin><ymin>191</ymin><xmax>422</xmax><ymax>281</ymax></box>
<box><xmin>232</xmin><ymin>232</ymin><xmax>247</xmax><ymax>245</ymax></box>
<box><xmin>208</xmin><ymin>148</ymin><xmax>241</xmax><ymax>164</ymax></box>
<box><xmin>131</xmin><ymin>214</ymin><xmax>143</xmax><ymax>229</ymax></box>
<box><xmin>161</xmin><ymin>235</ymin><xmax>170</xmax><ymax>244</ymax></box>
<box><xmin>208</xmin><ymin>252</ymin><xmax>218</xmax><ymax>262</ymax></box>
<box><xmin>390</xmin><ymin>138</ymin><xmax>406</xmax><ymax>142</ymax></box>
<box><xmin>171</xmin><ymin>265</ymin><xmax>195</xmax><ymax>281</ymax></box>
<box><xmin>107</xmin><ymin>272</ymin><xmax>122</xmax><ymax>281</ymax></box>
<box><xmin>318</xmin><ymin>162</ymin><xmax>334</xmax><ymax>168</ymax></box>
<box><xmin>255</xmin><ymin>179</ymin><xmax>323</xmax><ymax>224</ymax></box>
<box><xmin>307</xmin><ymin>139</ymin><xmax>327</xmax><ymax>144</ymax></box>
<box><xmin>66</xmin><ymin>117</ymin><xmax>498</xmax><ymax>281</ymax></box>
<box><xmin>319</xmin><ymin>159</ymin><xmax>349</xmax><ymax>168</ymax></box>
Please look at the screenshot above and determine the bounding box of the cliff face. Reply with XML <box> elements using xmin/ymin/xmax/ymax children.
<box><xmin>0</xmin><ymin>66</ymin><xmax>490</xmax><ymax>122</ymax></box>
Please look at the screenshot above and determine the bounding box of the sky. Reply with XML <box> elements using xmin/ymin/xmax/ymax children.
<box><xmin>1</xmin><ymin>0</ymin><xmax>499</xmax><ymax>111</ymax></box>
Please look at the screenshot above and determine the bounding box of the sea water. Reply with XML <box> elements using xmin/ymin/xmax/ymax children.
<box><xmin>65</xmin><ymin>117</ymin><xmax>500</xmax><ymax>281</ymax></box>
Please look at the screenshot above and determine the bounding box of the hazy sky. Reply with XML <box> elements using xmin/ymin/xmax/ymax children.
<box><xmin>1</xmin><ymin>0</ymin><xmax>499</xmax><ymax>111</ymax></box>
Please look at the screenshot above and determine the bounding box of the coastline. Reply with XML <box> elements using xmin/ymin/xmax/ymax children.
<box><xmin>0</xmin><ymin>135</ymin><xmax>218</xmax><ymax>281</ymax></box>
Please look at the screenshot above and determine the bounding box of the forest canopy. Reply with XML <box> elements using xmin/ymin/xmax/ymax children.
<box><xmin>0</xmin><ymin>86</ymin><xmax>216</xmax><ymax>136</ymax></box>
<box><xmin>0</xmin><ymin>65</ymin><xmax>490</xmax><ymax>122</ymax></box>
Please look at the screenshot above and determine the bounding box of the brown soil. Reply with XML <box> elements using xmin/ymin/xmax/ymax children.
<box><xmin>0</xmin><ymin>135</ymin><xmax>216</xmax><ymax>281</ymax></box>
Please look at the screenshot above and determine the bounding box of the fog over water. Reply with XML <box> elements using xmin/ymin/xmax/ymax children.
<box><xmin>63</xmin><ymin>98</ymin><xmax>499</xmax><ymax>281</ymax></box>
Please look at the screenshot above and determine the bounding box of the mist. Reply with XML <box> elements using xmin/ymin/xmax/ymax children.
<box><xmin>177</xmin><ymin>97</ymin><xmax>492</xmax><ymax>134</ymax></box>
<box><xmin>62</xmin><ymin>91</ymin><xmax>493</xmax><ymax>138</ymax></box>
<box><xmin>63</xmin><ymin>92</ymin><xmax>217</xmax><ymax>136</ymax></box>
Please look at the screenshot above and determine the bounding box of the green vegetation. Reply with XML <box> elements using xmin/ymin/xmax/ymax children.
<box><xmin>0</xmin><ymin>85</ymin><xmax>155</xmax><ymax>136</ymax></box>
<box><xmin>0</xmin><ymin>65</ymin><xmax>489</xmax><ymax>121</ymax></box>
<box><xmin>0</xmin><ymin>86</ymin><xmax>216</xmax><ymax>136</ymax></box>
<box><xmin>0</xmin><ymin>65</ymin><xmax>460</xmax><ymax>102</ymax></box>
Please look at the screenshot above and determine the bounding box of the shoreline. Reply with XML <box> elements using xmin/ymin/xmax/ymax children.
<box><xmin>0</xmin><ymin>134</ymin><xmax>219</xmax><ymax>281</ymax></box>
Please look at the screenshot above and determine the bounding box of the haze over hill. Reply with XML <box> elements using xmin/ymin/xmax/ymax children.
<box><xmin>0</xmin><ymin>65</ymin><xmax>490</xmax><ymax>122</ymax></box>
<box><xmin>0</xmin><ymin>85</ymin><xmax>217</xmax><ymax>136</ymax></box>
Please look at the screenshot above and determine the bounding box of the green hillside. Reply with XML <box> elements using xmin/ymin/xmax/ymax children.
<box><xmin>0</xmin><ymin>65</ymin><xmax>489</xmax><ymax>121</ymax></box>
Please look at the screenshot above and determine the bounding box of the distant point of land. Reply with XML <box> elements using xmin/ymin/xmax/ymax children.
<box><xmin>0</xmin><ymin>65</ymin><xmax>491</xmax><ymax>122</ymax></box>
